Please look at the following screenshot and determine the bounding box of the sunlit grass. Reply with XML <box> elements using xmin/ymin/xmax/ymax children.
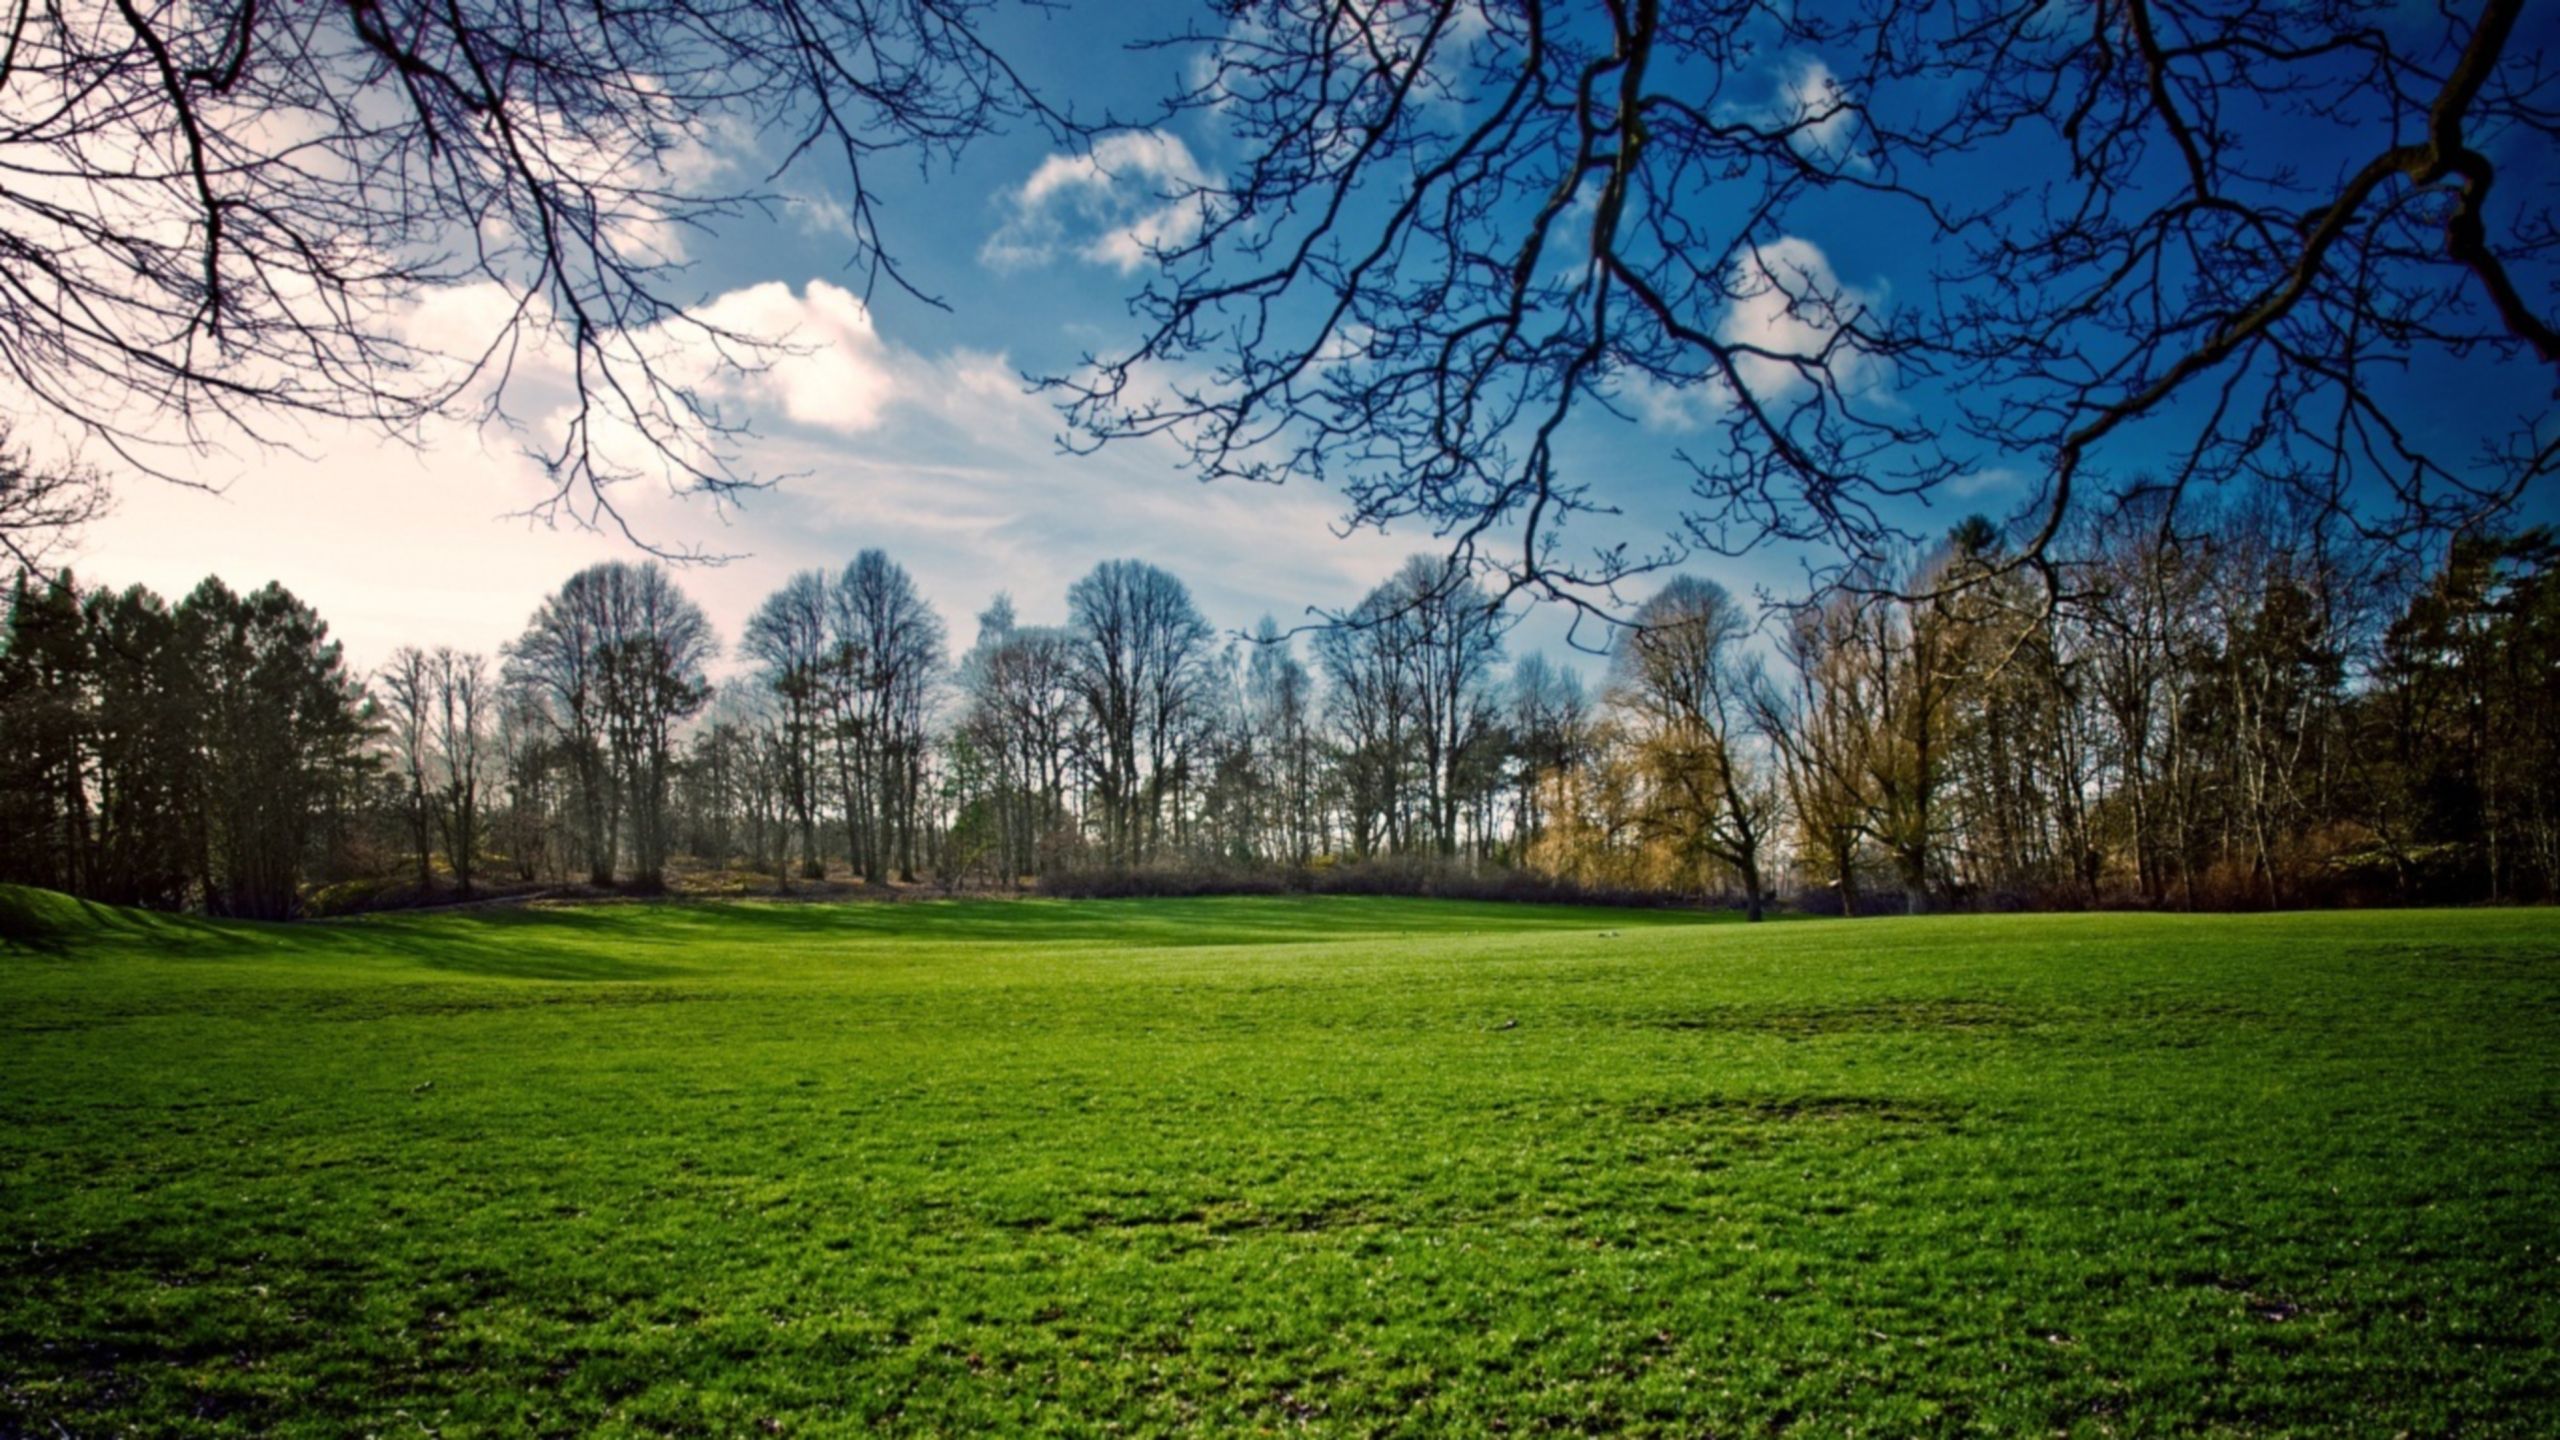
<box><xmin>3</xmin><ymin>891</ymin><xmax>2555</xmax><ymax>1434</ymax></box>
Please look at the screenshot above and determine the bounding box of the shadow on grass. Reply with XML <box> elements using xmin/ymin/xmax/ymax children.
<box><xmin>623</xmin><ymin>894</ymin><xmax>1730</xmax><ymax>948</ymax></box>
<box><xmin>0</xmin><ymin>886</ymin><xmax>280</xmax><ymax>959</ymax></box>
<box><xmin>316</xmin><ymin>893</ymin><xmax>1733</xmax><ymax>981</ymax></box>
<box><xmin>6</xmin><ymin>886</ymin><xmax>1733</xmax><ymax>984</ymax></box>
<box><xmin>380</xmin><ymin>940</ymin><xmax>689</xmax><ymax>983</ymax></box>
<box><xmin>0</xmin><ymin>886</ymin><xmax>681</xmax><ymax>983</ymax></box>
<box><xmin>298</xmin><ymin>904</ymin><xmax>689</xmax><ymax>981</ymax></box>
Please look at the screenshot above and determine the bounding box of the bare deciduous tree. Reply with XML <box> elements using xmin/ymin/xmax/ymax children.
<box><xmin>376</xmin><ymin>646</ymin><xmax>437</xmax><ymax>893</ymax></box>
<box><xmin>1612</xmin><ymin>576</ymin><xmax>1781</xmax><ymax>918</ymax></box>
<box><xmin>827</xmin><ymin>549</ymin><xmax>944</xmax><ymax>883</ymax></box>
<box><xmin>1067</xmin><ymin>558</ymin><xmax>1212</xmax><ymax>867</ymax></box>
<box><xmin>1504</xmin><ymin>652</ymin><xmax>1588</xmax><ymax>854</ymax></box>
<box><xmin>429</xmin><ymin>648</ymin><xmax>492</xmax><ymax>896</ymax></box>
<box><xmin>743</xmin><ymin>570</ymin><xmax>834</xmax><ymax>880</ymax></box>
<box><xmin>505</xmin><ymin>560</ymin><xmax>712</xmax><ymax>887</ymax></box>
<box><xmin>958</xmin><ymin>596</ymin><xmax>1087</xmax><ymax>881</ymax></box>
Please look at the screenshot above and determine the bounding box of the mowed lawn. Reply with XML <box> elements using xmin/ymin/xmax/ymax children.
<box><xmin>3</xmin><ymin>893</ymin><xmax>2556</xmax><ymax>1437</ymax></box>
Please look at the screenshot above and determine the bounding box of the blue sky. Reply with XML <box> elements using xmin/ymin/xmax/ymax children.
<box><xmin>73</xmin><ymin>0</ymin><xmax>2556</xmax><ymax>680</ymax></box>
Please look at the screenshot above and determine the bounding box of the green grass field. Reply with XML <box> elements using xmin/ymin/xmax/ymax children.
<box><xmin>3</xmin><ymin>891</ymin><xmax>2556</xmax><ymax>1436</ymax></box>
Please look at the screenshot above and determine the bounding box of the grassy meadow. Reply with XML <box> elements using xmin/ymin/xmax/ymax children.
<box><xmin>2</xmin><ymin>890</ymin><xmax>2556</xmax><ymax>1435</ymax></box>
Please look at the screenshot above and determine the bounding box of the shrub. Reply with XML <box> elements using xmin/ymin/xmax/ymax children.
<box><xmin>1037</xmin><ymin>856</ymin><xmax>1746</xmax><ymax>912</ymax></box>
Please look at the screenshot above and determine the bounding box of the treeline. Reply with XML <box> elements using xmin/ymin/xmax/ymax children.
<box><xmin>2</xmin><ymin>503</ymin><xmax>2553</xmax><ymax>918</ymax></box>
<box><xmin>1565</xmin><ymin>505</ymin><xmax>2560</xmax><ymax>913</ymax></box>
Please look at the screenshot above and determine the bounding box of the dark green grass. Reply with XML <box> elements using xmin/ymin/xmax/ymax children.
<box><xmin>3</xmin><ymin>890</ymin><xmax>2555</xmax><ymax>1436</ymax></box>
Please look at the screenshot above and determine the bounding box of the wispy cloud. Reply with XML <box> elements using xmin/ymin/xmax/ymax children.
<box><xmin>981</xmin><ymin>131</ymin><xmax>1213</xmax><ymax>275</ymax></box>
<box><xmin>1613</xmin><ymin>367</ymin><xmax>1728</xmax><ymax>434</ymax></box>
<box><xmin>78</xmin><ymin>275</ymin><xmax>1411</xmax><ymax>676</ymax></box>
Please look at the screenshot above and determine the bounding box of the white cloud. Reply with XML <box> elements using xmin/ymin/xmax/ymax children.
<box><xmin>1717</xmin><ymin>236</ymin><xmax>1889</xmax><ymax>406</ymax></box>
<box><xmin>687</xmin><ymin>280</ymin><xmax>901</xmax><ymax>435</ymax></box>
<box><xmin>347</xmin><ymin>278</ymin><xmax>908</xmax><ymax>512</ymax></box>
<box><xmin>981</xmin><ymin>131</ymin><xmax>1214</xmax><ymax>274</ymax></box>
<box><xmin>782</xmin><ymin>192</ymin><xmax>859</xmax><ymax>242</ymax></box>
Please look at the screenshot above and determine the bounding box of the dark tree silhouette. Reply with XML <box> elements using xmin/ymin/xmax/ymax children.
<box><xmin>182</xmin><ymin>579</ymin><xmax>370</xmax><ymax>919</ymax></box>
<box><xmin>955</xmin><ymin>597</ymin><xmax>1085</xmax><ymax>882</ymax></box>
<box><xmin>743</xmin><ymin>570</ymin><xmax>835</xmax><ymax>880</ymax></box>
<box><xmin>826</xmin><ymin>549</ymin><xmax>944</xmax><ymax>883</ymax></box>
<box><xmin>504</xmin><ymin>561</ymin><xmax>714</xmax><ymax>886</ymax></box>
<box><xmin>1067</xmin><ymin>558</ymin><xmax>1213</xmax><ymax>866</ymax></box>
